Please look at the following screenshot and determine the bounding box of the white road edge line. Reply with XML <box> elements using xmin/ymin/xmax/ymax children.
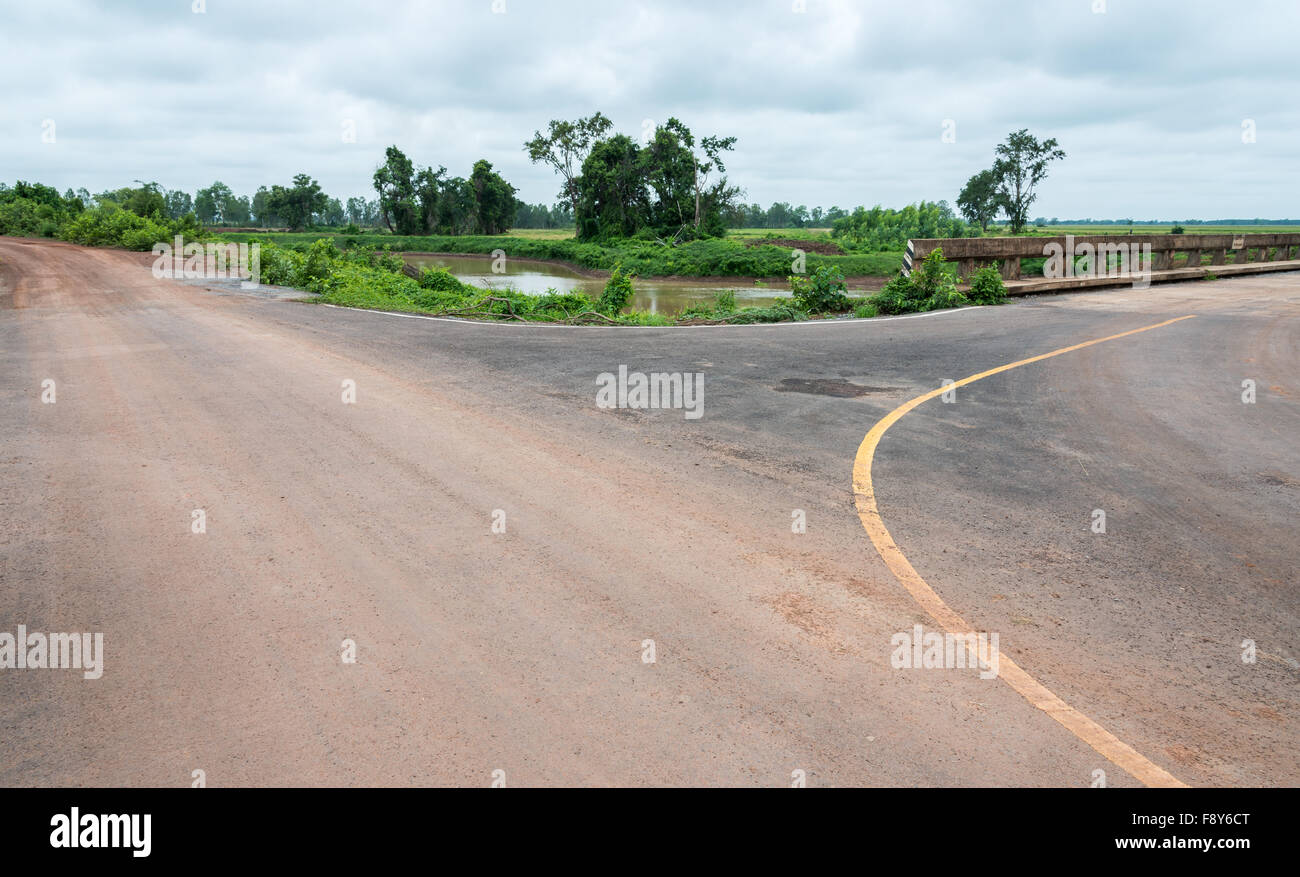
<box><xmin>317</xmin><ymin>302</ymin><xmax>990</xmax><ymax>329</ymax></box>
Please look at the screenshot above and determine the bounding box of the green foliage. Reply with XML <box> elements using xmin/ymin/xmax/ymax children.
<box><xmin>966</xmin><ymin>264</ymin><xmax>1008</xmax><ymax>305</ymax></box>
<box><xmin>991</xmin><ymin>129</ymin><xmax>1067</xmax><ymax>234</ymax></box>
<box><xmin>238</xmin><ymin>236</ymin><xmax>838</xmax><ymax>326</ymax></box>
<box><xmin>869</xmin><ymin>248</ymin><xmax>977</xmax><ymax>315</ymax></box>
<box><xmin>255</xmin><ymin>242</ymin><xmax>302</xmax><ymax>286</ymax></box>
<box><xmin>924</xmin><ymin>287</ymin><xmax>971</xmax><ymax>311</ymax></box>
<box><xmin>299</xmin><ymin>238</ymin><xmax>338</xmax><ymax>286</ymax></box>
<box><xmin>0</xmin><ymin>181</ymin><xmax>84</xmax><ymax>237</ymax></box>
<box><xmin>957</xmin><ymin>169</ymin><xmax>1000</xmax><ymax>231</ymax></box>
<box><xmin>571</xmin><ymin>117</ymin><xmax>739</xmax><ymax>242</ymax></box>
<box><xmin>524</xmin><ymin>113</ymin><xmax>613</xmax><ymax>219</ymax></box>
<box><xmin>374</xmin><ymin>145</ymin><xmax>520</xmax><ymax>237</ymax></box>
<box><xmin>218</xmin><ymin>231</ymin><xmax>902</xmax><ymax>279</ymax></box>
<box><xmin>853</xmin><ymin>301</ymin><xmax>878</xmax><ymax>318</ymax></box>
<box><xmin>193</xmin><ymin>181</ymin><xmax>251</xmax><ymax>226</ymax></box>
<box><xmin>789</xmin><ymin>265</ymin><xmax>850</xmax><ymax>312</ymax></box>
<box><xmin>418</xmin><ymin>267</ymin><xmax>466</xmax><ymax>291</ymax></box>
<box><xmin>575</xmin><ymin>134</ymin><xmax>648</xmax><ymax>241</ymax></box>
<box><xmin>469</xmin><ymin>160</ymin><xmax>518</xmax><ymax>235</ymax></box>
<box><xmin>597</xmin><ymin>266</ymin><xmax>635</xmax><ymax>314</ymax></box>
<box><xmin>729</xmin><ymin>202</ymin><xmax>844</xmax><ymax>229</ymax></box>
<box><xmin>266</xmin><ymin>174</ymin><xmax>328</xmax><ymax>231</ymax></box>
<box><xmin>830</xmin><ymin>202</ymin><xmax>974</xmax><ymax>251</ymax></box>
<box><xmin>373</xmin><ymin>146</ymin><xmax>419</xmax><ymax>233</ymax></box>
<box><xmin>58</xmin><ymin>203</ymin><xmax>201</xmax><ymax>250</ymax></box>
<box><xmin>869</xmin><ymin>276</ymin><xmax>923</xmax><ymax>315</ymax></box>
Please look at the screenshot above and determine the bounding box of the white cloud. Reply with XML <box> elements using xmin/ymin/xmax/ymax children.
<box><xmin>1</xmin><ymin>0</ymin><xmax>1295</xmax><ymax>218</ymax></box>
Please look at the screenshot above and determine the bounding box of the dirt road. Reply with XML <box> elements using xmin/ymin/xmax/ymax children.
<box><xmin>1</xmin><ymin>238</ymin><xmax>1296</xmax><ymax>786</ymax></box>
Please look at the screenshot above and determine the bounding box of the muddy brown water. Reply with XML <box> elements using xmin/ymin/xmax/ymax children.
<box><xmin>404</xmin><ymin>253</ymin><xmax>789</xmax><ymax>314</ymax></box>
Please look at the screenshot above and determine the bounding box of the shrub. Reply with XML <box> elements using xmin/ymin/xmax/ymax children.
<box><xmin>789</xmin><ymin>265</ymin><xmax>850</xmax><ymax>312</ymax></box>
<box><xmin>966</xmin><ymin>264</ymin><xmax>1008</xmax><ymax>305</ymax></box>
<box><xmin>853</xmin><ymin>301</ymin><xmax>878</xmax><ymax>318</ymax></box>
<box><xmin>341</xmin><ymin>244</ymin><xmax>404</xmax><ymax>273</ymax></box>
<box><xmin>597</xmin><ymin>266</ymin><xmax>635</xmax><ymax>314</ymax></box>
<box><xmin>868</xmin><ymin>248</ymin><xmax>977</xmax><ymax>315</ymax></box>
<box><xmin>924</xmin><ymin>287</ymin><xmax>971</xmax><ymax>311</ymax></box>
<box><xmin>713</xmin><ymin>289</ymin><xmax>736</xmax><ymax>313</ymax></box>
<box><xmin>869</xmin><ymin>276</ymin><xmax>922</xmax><ymax>315</ymax></box>
<box><xmin>255</xmin><ymin>242</ymin><xmax>302</xmax><ymax>286</ymax></box>
<box><xmin>299</xmin><ymin>238</ymin><xmax>339</xmax><ymax>288</ymax></box>
<box><xmin>57</xmin><ymin>203</ymin><xmax>201</xmax><ymax>251</ymax></box>
<box><xmin>419</xmin><ymin>267</ymin><xmax>466</xmax><ymax>292</ymax></box>
<box><xmin>533</xmin><ymin>290</ymin><xmax>595</xmax><ymax>315</ymax></box>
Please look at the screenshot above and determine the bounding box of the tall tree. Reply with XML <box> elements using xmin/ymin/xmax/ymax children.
<box><xmin>372</xmin><ymin>146</ymin><xmax>418</xmax><ymax>234</ymax></box>
<box><xmin>992</xmin><ymin>129</ymin><xmax>1065</xmax><ymax>234</ymax></box>
<box><xmin>251</xmin><ymin>186</ymin><xmax>275</xmax><ymax>227</ymax></box>
<box><xmin>524</xmin><ymin>112</ymin><xmax>613</xmax><ymax>221</ymax></box>
<box><xmin>195</xmin><ymin>181</ymin><xmax>233</xmax><ymax>225</ymax></box>
<box><xmin>413</xmin><ymin>165</ymin><xmax>447</xmax><ymax>234</ymax></box>
<box><xmin>121</xmin><ymin>181</ymin><xmax>166</xmax><ymax>218</ymax></box>
<box><xmin>574</xmin><ymin>134</ymin><xmax>648</xmax><ymax>241</ymax></box>
<box><xmin>956</xmin><ymin>168</ymin><xmax>1000</xmax><ymax>231</ymax></box>
<box><xmin>165</xmin><ymin>189</ymin><xmax>193</xmax><ymax>220</ymax></box>
<box><xmin>468</xmin><ymin>160</ymin><xmax>519</xmax><ymax>235</ymax></box>
<box><xmin>266</xmin><ymin>174</ymin><xmax>327</xmax><ymax>231</ymax></box>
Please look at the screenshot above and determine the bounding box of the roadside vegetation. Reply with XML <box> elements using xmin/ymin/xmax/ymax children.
<box><xmin>0</xmin><ymin>181</ymin><xmax>202</xmax><ymax>249</ymax></box>
<box><xmin>250</xmin><ymin>237</ymin><xmax>1006</xmax><ymax>326</ymax></box>
<box><xmin>218</xmin><ymin>230</ymin><xmax>900</xmax><ymax>278</ymax></box>
<box><xmin>9</xmin><ymin>116</ymin><xmax>1291</xmax><ymax>328</ymax></box>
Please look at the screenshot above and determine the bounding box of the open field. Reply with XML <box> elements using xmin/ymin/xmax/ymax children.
<box><xmin>504</xmin><ymin>227</ymin><xmax>576</xmax><ymax>240</ymax></box>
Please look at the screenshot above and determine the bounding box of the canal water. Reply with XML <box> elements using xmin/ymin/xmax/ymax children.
<box><xmin>404</xmin><ymin>253</ymin><xmax>790</xmax><ymax>314</ymax></box>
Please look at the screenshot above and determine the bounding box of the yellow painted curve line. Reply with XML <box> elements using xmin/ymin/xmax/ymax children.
<box><xmin>852</xmin><ymin>315</ymin><xmax>1197</xmax><ymax>788</ymax></box>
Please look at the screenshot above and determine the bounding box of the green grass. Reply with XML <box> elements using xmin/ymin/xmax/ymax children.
<box><xmin>505</xmin><ymin>227</ymin><xmax>575</xmax><ymax>240</ymax></box>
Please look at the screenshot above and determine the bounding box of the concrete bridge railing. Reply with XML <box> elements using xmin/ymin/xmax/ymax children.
<box><xmin>903</xmin><ymin>233</ymin><xmax>1300</xmax><ymax>281</ymax></box>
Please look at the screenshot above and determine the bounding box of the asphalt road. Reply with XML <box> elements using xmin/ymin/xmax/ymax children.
<box><xmin>1</xmin><ymin>237</ymin><xmax>1296</xmax><ymax>787</ymax></box>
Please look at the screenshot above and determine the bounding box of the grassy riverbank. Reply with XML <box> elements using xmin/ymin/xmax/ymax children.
<box><xmin>257</xmin><ymin>239</ymin><xmax>1003</xmax><ymax>326</ymax></box>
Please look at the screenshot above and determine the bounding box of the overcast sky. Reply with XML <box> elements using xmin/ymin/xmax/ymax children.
<box><xmin>3</xmin><ymin>0</ymin><xmax>1296</xmax><ymax>219</ymax></box>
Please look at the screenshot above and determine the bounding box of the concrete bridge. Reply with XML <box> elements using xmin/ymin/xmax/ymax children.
<box><xmin>904</xmin><ymin>233</ymin><xmax>1300</xmax><ymax>293</ymax></box>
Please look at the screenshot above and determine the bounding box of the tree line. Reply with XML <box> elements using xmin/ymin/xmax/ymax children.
<box><xmin>728</xmin><ymin>203</ymin><xmax>851</xmax><ymax>228</ymax></box>
<box><xmin>5</xmin><ymin>123</ymin><xmax>1077</xmax><ymax>243</ymax></box>
<box><xmin>2</xmin><ymin>174</ymin><xmax>572</xmax><ymax>233</ymax></box>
